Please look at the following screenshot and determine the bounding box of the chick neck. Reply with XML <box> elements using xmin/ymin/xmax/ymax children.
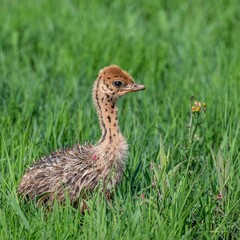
<box><xmin>93</xmin><ymin>76</ymin><xmax>123</xmax><ymax>146</ymax></box>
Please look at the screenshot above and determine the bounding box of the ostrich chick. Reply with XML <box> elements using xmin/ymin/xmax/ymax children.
<box><xmin>18</xmin><ymin>65</ymin><xmax>145</xmax><ymax>207</ymax></box>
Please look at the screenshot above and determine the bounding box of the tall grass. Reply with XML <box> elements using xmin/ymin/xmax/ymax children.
<box><xmin>0</xmin><ymin>0</ymin><xmax>240</xmax><ymax>239</ymax></box>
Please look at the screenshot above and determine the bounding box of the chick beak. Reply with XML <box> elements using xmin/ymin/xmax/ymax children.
<box><xmin>125</xmin><ymin>83</ymin><xmax>145</xmax><ymax>93</ymax></box>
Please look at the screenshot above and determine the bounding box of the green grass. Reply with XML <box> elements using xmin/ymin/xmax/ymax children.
<box><xmin>0</xmin><ymin>0</ymin><xmax>240</xmax><ymax>239</ymax></box>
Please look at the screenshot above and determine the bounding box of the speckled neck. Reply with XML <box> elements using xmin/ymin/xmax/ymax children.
<box><xmin>93</xmin><ymin>76</ymin><xmax>122</xmax><ymax>145</ymax></box>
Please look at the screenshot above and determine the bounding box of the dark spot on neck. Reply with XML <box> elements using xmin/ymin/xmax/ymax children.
<box><xmin>107</xmin><ymin>116</ymin><xmax>111</xmax><ymax>123</ymax></box>
<box><xmin>109</xmin><ymin>128</ymin><xmax>112</xmax><ymax>142</ymax></box>
<box><xmin>102</xmin><ymin>86</ymin><xmax>108</xmax><ymax>92</ymax></box>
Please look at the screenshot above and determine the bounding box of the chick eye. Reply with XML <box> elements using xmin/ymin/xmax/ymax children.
<box><xmin>113</xmin><ymin>81</ymin><xmax>124</xmax><ymax>88</ymax></box>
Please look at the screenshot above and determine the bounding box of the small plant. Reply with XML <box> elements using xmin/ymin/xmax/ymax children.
<box><xmin>189</xmin><ymin>97</ymin><xmax>207</xmax><ymax>143</ymax></box>
<box><xmin>150</xmin><ymin>97</ymin><xmax>208</xmax><ymax>200</ymax></box>
<box><xmin>181</xmin><ymin>96</ymin><xmax>207</xmax><ymax>161</ymax></box>
<box><xmin>211</xmin><ymin>138</ymin><xmax>231</xmax><ymax>205</ymax></box>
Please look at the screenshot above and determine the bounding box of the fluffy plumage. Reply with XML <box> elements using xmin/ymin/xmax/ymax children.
<box><xmin>18</xmin><ymin>65</ymin><xmax>145</xmax><ymax>208</ymax></box>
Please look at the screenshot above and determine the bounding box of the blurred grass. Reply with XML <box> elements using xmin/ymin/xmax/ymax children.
<box><xmin>0</xmin><ymin>0</ymin><xmax>240</xmax><ymax>239</ymax></box>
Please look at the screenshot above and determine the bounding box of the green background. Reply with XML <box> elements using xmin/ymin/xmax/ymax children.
<box><xmin>0</xmin><ymin>0</ymin><xmax>239</xmax><ymax>239</ymax></box>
